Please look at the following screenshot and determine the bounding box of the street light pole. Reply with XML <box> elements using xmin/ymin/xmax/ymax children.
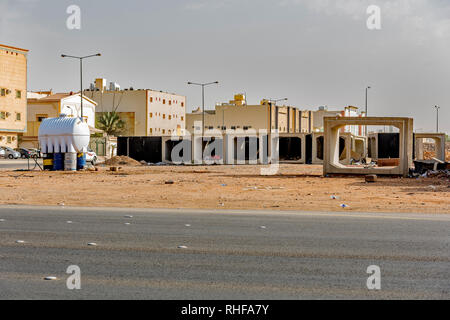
<box><xmin>365</xmin><ymin>86</ymin><xmax>371</xmax><ymax>116</ymax></box>
<box><xmin>187</xmin><ymin>81</ymin><xmax>219</xmax><ymax>159</ymax></box>
<box><xmin>434</xmin><ymin>105</ymin><xmax>440</xmax><ymax>133</ymax></box>
<box><xmin>365</xmin><ymin>86</ymin><xmax>371</xmax><ymax>136</ymax></box>
<box><xmin>61</xmin><ymin>53</ymin><xmax>101</xmax><ymax>121</ymax></box>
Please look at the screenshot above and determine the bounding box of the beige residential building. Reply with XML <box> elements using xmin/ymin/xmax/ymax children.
<box><xmin>22</xmin><ymin>91</ymin><xmax>98</xmax><ymax>148</ymax></box>
<box><xmin>313</xmin><ymin>105</ymin><xmax>366</xmax><ymax>136</ymax></box>
<box><xmin>186</xmin><ymin>94</ymin><xmax>313</xmax><ymax>134</ymax></box>
<box><xmin>85</xmin><ymin>78</ymin><xmax>186</xmax><ymax>137</ymax></box>
<box><xmin>0</xmin><ymin>44</ymin><xmax>28</xmax><ymax>148</ymax></box>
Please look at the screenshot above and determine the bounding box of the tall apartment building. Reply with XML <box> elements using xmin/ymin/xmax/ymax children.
<box><xmin>0</xmin><ymin>44</ymin><xmax>28</xmax><ymax>148</ymax></box>
<box><xmin>85</xmin><ymin>78</ymin><xmax>186</xmax><ymax>136</ymax></box>
<box><xmin>186</xmin><ymin>94</ymin><xmax>313</xmax><ymax>134</ymax></box>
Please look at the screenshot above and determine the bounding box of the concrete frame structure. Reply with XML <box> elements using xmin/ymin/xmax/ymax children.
<box><xmin>278</xmin><ymin>133</ymin><xmax>306</xmax><ymax>164</ymax></box>
<box><xmin>162</xmin><ymin>135</ymin><xmax>192</xmax><ymax>164</ymax></box>
<box><xmin>311</xmin><ymin>132</ymin><xmax>365</xmax><ymax>165</ymax></box>
<box><xmin>224</xmin><ymin>131</ymin><xmax>269</xmax><ymax>165</ymax></box>
<box><xmin>162</xmin><ymin>130</ymin><xmax>270</xmax><ymax>165</ymax></box>
<box><xmin>192</xmin><ymin>130</ymin><xmax>225</xmax><ymax>165</ymax></box>
<box><xmin>414</xmin><ymin>133</ymin><xmax>446</xmax><ymax>162</ymax></box>
<box><xmin>323</xmin><ymin>117</ymin><xmax>414</xmax><ymax>177</ymax></box>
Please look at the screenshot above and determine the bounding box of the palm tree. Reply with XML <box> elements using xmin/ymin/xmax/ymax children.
<box><xmin>96</xmin><ymin>111</ymin><xmax>125</xmax><ymax>136</ymax></box>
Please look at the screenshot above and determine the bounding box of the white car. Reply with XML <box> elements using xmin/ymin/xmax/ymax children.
<box><xmin>0</xmin><ymin>148</ymin><xmax>5</xmax><ymax>158</ymax></box>
<box><xmin>2</xmin><ymin>147</ymin><xmax>20</xmax><ymax>159</ymax></box>
<box><xmin>85</xmin><ymin>148</ymin><xmax>98</xmax><ymax>165</ymax></box>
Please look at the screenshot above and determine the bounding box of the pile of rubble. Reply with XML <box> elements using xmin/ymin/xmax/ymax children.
<box><xmin>411</xmin><ymin>159</ymin><xmax>450</xmax><ymax>180</ymax></box>
<box><xmin>417</xmin><ymin>170</ymin><xmax>450</xmax><ymax>179</ymax></box>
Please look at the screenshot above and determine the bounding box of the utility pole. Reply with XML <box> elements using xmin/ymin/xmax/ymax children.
<box><xmin>187</xmin><ymin>81</ymin><xmax>219</xmax><ymax>160</ymax></box>
<box><xmin>61</xmin><ymin>53</ymin><xmax>101</xmax><ymax>120</ymax></box>
<box><xmin>365</xmin><ymin>86</ymin><xmax>371</xmax><ymax>136</ymax></box>
<box><xmin>434</xmin><ymin>105</ymin><xmax>440</xmax><ymax>133</ymax></box>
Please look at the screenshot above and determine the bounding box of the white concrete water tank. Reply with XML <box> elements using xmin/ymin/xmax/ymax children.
<box><xmin>38</xmin><ymin>115</ymin><xmax>90</xmax><ymax>153</ymax></box>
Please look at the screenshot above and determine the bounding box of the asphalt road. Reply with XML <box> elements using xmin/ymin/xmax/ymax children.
<box><xmin>0</xmin><ymin>206</ymin><xmax>449</xmax><ymax>300</ymax></box>
<box><xmin>0</xmin><ymin>158</ymin><xmax>43</xmax><ymax>170</ymax></box>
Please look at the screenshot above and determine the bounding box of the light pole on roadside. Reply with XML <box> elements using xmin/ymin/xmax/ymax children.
<box><xmin>434</xmin><ymin>105</ymin><xmax>440</xmax><ymax>133</ymax></box>
<box><xmin>61</xmin><ymin>53</ymin><xmax>101</xmax><ymax>120</ymax></box>
<box><xmin>365</xmin><ymin>86</ymin><xmax>371</xmax><ymax>136</ymax></box>
<box><xmin>187</xmin><ymin>81</ymin><xmax>219</xmax><ymax>156</ymax></box>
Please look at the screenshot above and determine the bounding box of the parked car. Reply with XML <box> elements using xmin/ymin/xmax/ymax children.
<box><xmin>0</xmin><ymin>147</ymin><xmax>5</xmax><ymax>158</ymax></box>
<box><xmin>15</xmin><ymin>147</ymin><xmax>33</xmax><ymax>159</ymax></box>
<box><xmin>2</xmin><ymin>147</ymin><xmax>21</xmax><ymax>159</ymax></box>
<box><xmin>28</xmin><ymin>148</ymin><xmax>41</xmax><ymax>158</ymax></box>
<box><xmin>85</xmin><ymin>148</ymin><xmax>98</xmax><ymax>165</ymax></box>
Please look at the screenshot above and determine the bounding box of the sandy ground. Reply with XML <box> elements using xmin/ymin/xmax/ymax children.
<box><xmin>0</xmin><ymin>163</ymin><xmax>448</xmax><ymax>214</ymax></box>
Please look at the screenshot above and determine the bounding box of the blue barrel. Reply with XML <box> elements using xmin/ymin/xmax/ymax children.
<box><xmin>53</xmin><ymin>153</ymin><xmax>64</xmax><ymax>171</ymax></box>
<box><xmin>77</xmin><ymin>153</ymin><xmax>86</xmax><ymax>170</ymax></box>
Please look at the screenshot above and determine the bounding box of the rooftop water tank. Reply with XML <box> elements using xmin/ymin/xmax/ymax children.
<box><xmin>38</xmin><ymin>115</ymin><xmax>90</xmax><ymax>153</ymax></box>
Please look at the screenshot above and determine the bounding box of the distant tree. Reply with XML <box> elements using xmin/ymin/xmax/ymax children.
<box><xmin>96</xmin><ymin>111</ymin><xmax>125</xmax><ymax>136</ymax></box>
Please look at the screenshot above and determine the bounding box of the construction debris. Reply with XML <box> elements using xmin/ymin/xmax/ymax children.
<box><xmin>104</xmin><ymin>156</ymin><xmax>142</xmax><ymax>166</ymax></box>
<box><xmin>365</xmin><ymin>175</ymin><xmax>378</xmax><ymax>183</ymax></box>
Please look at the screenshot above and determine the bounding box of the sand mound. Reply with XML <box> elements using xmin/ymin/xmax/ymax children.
<box><xmin>103</xmin><ymin>156</ymin><xmax>142</xmax><ymax>166</ymax></box>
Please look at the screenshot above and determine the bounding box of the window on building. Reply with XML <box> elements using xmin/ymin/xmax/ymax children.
<box><xmin>162</xmin><ymin>129</ymin><xmax>166</xmax><ymax>134</ymax></box>
<box><xmin>181</xmin><ymin>102</ymin><xmax>184</xmax><ymax>107</ymax></box>
<box><xmin>169</xmin><ymin>100</ymin><xmax>172</xmax><ymax>105</ymax></box>
<box><xmin>169</xmin><ymin>115</ymin><xmax>172</xmax><ymax>120</ymax></box>
<box><xmin>7</xmin><ymin>136</ymin><xmax>12</xmax><ymax>143</ymax></box>
<box><xmin>150</xmin><ymin>97</ymin><xmax>153</xmax><ymax>103</ymax></box>
<box><xmin>231</xmin><ymin>126</ymin><xmax>236</xmax><ymax>130</ymax></box>
<box><xmin>16</xmin><ymin>113</ymin><xmax>21</xmax><ymax>121</ymax></box>
<box><xmin>181</xmin><ymin>116</ymin><xmax>184</xmax><ymax>121</ymax></box>
<box><xmin>0</xmin><ymin>88</ymin><xmax>5</xmax><ymax>96</ymax></box>
<box><xmin>163</xmin><ymin>99</ymin><xmax>166</xmax><ymax>104</ymax></box>
<box><xmin>221</xmin><ymin>126</ymin><xmax>226</xmax><ymax>130</ymax></box>
<box><xmin>15</xmin><ymin>90</ymin><xmax>21</xmax><ymax>99</ymax></box>
<box><xmin>0</xmin><ymin>111</ymin><xmax>5</xmax><ymax>120</ymax></box>
<box><xmin>150</xmin><ymin>113</ymin><xmax>153</xmax><ymax>118</ymax></box>
<box><xmin>163</xmin><ymin>114</ymin><xmax>166</xmax><ymax>119</ymax></box>
<box><xmin>150</xmin><ymin>128</ymin><xmax>153</xmax><ymax>133</ymax></box>
<box><xmin>37</xmin><ymin>115</ymin><xmax>48</xmax><ymax>122</ymax></box>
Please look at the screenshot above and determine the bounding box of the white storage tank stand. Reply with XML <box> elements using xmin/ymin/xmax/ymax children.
<box><xmin>38</xmin><ymin>115</ymin><xmax>90</xmax><ymax>171</ymax></box>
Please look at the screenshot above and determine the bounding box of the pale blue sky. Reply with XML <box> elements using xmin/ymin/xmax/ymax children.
<box><xmin>1</xmin><ymin>0</ymin><xmax>449</xmax><ymax>132</ymax></box>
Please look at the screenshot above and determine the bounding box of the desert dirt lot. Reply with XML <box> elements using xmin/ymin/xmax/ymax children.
<box><xmin>0</xmin><ymin>162</ymin><xmax>449</xmax><ymax>213</ymax></box>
